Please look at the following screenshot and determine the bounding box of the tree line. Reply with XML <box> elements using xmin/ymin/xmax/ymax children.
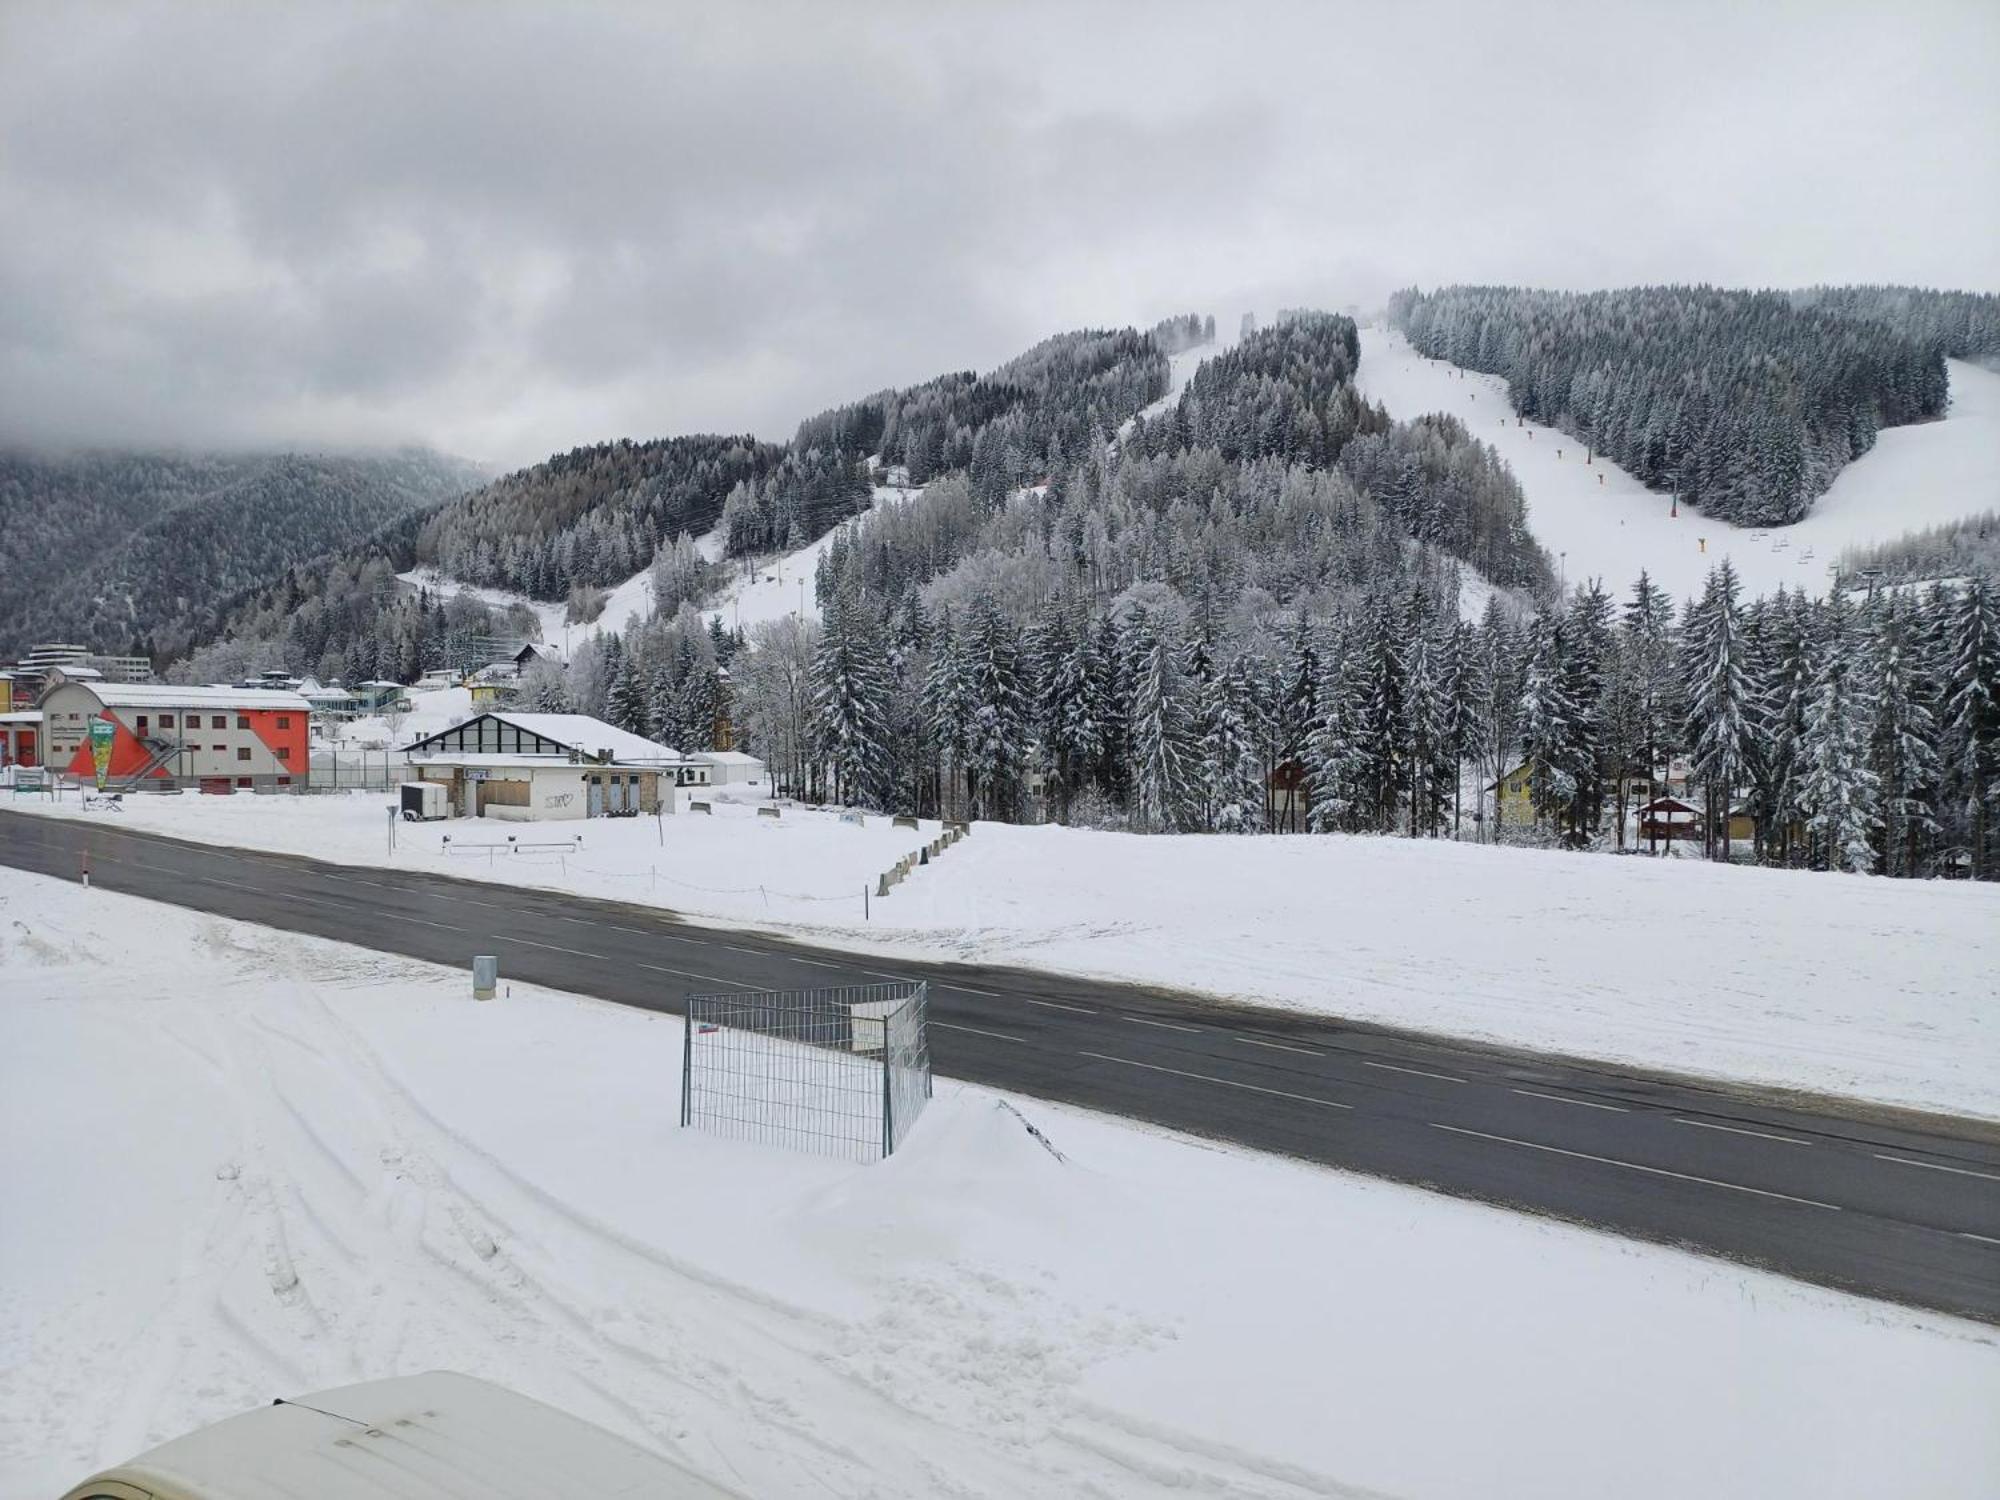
<box><xmin>685</xmin><ymin>560</ymin><xmax>1997</xmax><ymax>881</ymax></box>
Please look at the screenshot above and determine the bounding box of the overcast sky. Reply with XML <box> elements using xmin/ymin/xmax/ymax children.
<box><xmin>3</xmin><ymin>1</ymin><xmax>1995</xmax><ymax>470</ymax></box>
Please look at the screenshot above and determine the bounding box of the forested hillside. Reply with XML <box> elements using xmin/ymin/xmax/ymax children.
<box><xmin>718</xmin><ymin>326</ymin><xmax>1170</xmax><ymax>556</ymax></box>
<box><xmin>414</xmin><ymin>435</ymin><xmax>784</xmax><ymax>601</ymax></box>
<box><xmin>1789</xmin><ymin>285</ymin><xmax>2000</xmax><ymax>364</ymax></box>
<box><xmin>174</xmin><ymin>323</ymin><xmax>1179</xmax><ymax>677</ymax></box>
<box><xmin>0</xmin><ymin>447</ymin><xmax>481</xmax><ymax>660</ymax></box>
<box><xmin>574</xmin><ymin>317</ymin><xmax>1556</xmax><ymax>840</ymax></box>
<box><xmin>1388</xmin><ymin>285</ymin><xmax>1951</xmax><ymax>527</ymax></box>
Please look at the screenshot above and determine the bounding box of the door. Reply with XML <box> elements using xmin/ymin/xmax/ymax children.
<box><xmin>587</xmin><ymin>775</ymin><xmax>604</xmax><ymax>817</ymax></box>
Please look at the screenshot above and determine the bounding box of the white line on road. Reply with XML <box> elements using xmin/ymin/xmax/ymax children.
<box><xmin>494</xmin><ymin>935</ymin><xmax>604</xmax><ymax>959</ymax></box>
<box><xmin>635</xmin><ymin>962</ymin><xmax>751</xmax><ymax>989</ymax></box>
<box><xmin>1875</xmin><ymin>1154</ymin><xmax>2000</xmax><ymax>1183</ymax></box>
<box><xmin>933</xmin><ymin>1020</ymin><xmax>1029</xmax><ymax>1044</ymax></box>
<box><xmin>1512</xmin><ymin>1088</ymin><xmax>1629</xmax><ymax>1113</ymax></box>
<box><xmin>863</xmin><ymin>970</ymin><xmax>915</xmax><ymax>984</ymax></box>
<box><xmin>939</xmin><ymin>982</ymin><xmax>1003</xmax><ymax>998</ymax></box>
<box><xmin>1123</xmin><ymin>1015</ymin><xmax>1203</xmax><ymax>1034</ymax></box>
<box><xmin>1431</xmin><ymin>1124</ymin><xmax>1843</xmax><ymax>1210</ymax></box>
<box><xmin>1675</xmin><ymin>1118</ymin><xmax>1814</xmax><ymax>1146</ymax></box>
<box><xmin>400</xmin><ymin>917</ymin><xmax>468</xmax><ymax>932</ymax></box>
<box><xmin>790</xmin><ymin>957</ymin><xmax>845</xmax><ymax>970</ymax></box>
<box><xmin>1958</xmin><ymin>1231</ymin><xmax>2000</xmax><ymax>1247</ymax></box>
<box><xmin>1080</xmin><ymin>1051</ymin><xmax>1352</xmax><ymax>1109</ymax></box>
<box><xmin>1028</xmin><ymin>999</ymin><xmax>1097</xmax><ymax>1015</ymax></box>
<box><xmin>1235</xmin><ymin>1037</ymin><xmax>1324</xmax><ymax>1057</ymax></box>
<box><xmin>721</xmin><ymin>945</ymin><xmax>768</xmax><ymax>957</ymax></box>
<box><xmin>1363</xmin><ymin>1059</ymin><xmax>1466</xmax><ymax>1084</ymax></box>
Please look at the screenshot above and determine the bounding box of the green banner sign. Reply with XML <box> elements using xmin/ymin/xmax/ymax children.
<box><xmin>89</xmin><ymin>716</ymin><xmax>116</xmax><ymax>790</ymax></box>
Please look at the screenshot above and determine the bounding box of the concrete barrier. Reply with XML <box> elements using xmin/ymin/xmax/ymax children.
<box><xmin>892</xmin><ymin>814</ymin><xmax>919</xmax><ymax>830</ymax></box>
<box><xmin>757</xmin><ymin>805</ymin><xmax>781</xmax><ymax>819</ymax></box>
<box><xmin>689</xmin><ymin>801</ymin><xmax>711</xmax><ymax>815</ymax></box>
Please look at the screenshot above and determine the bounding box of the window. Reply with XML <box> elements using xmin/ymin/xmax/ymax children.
<box><xmin>236</xmin><ymin>747</ymin><xmax>251</xmax><ymax>761</ymax></box>
<box><xmin>275</xmin><ymin>747</ymin><xmax>290</xmax><ymax>761</ymax></box>
<box><xmin>212</xmin><ymin>715</ymin><xmax>226</xmax><ymax>729</ymax></box>
<box><xmin>237</xmin><ymin>777</ymin><xmax>252</xmax><ymax>787</ymax></box>
<box><xmin>276</xmin><ymin>715</ymin><xmax>291</xmax><ymax>729</ymax></box>
<box><xmin>160</xmin><ymin>714</ymin><xmax>175</xmax><ymax>728</ymax></box>
<box><xmin>236</xmin><ymin>715</ymin><xmax>249</xmax><ymax>729</ymax></box>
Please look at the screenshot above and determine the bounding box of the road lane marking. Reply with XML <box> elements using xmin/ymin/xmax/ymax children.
<box><xmin>1512</xmin><ymin>1088</ymin><xmax>1629</xmax><ymax>1113</ymax></box>
<box><xmin>932</xmin><ymin>1021</ymin><xmax>1029</xmax><ymax>1044</ymax></box>
<box><xmin>1028</xmin><ymin>999</ymin><xmax>1097</xmax><ymax>1015</ymax></box>
<box><xmin>1235</xmin><ymin>1037</ymin><xmax>1324</xmax><ymax>1057</ymax></box>
<box><xmin>1675</xmin><ymin>1118</ymin><xmax>1813</xmax><ymax>1146</ymax></box>
<box><xmin>1875</xmin><ymin>1154</ymin><xmax>2000</xmax><ymax>1183</ymax></box>
<box><xmin>790</xmin><ymin>957</ymin><xmax>845</xmax><ymax>970</ymax></box>
<box><xmin>939</xmin><ymin>982</ymin><xmax>1003</xmax><ymax>998</ymax></box>
<box><xmin>608</xmin><ymin>925</ymin><xmax>655</xmax><ymax>935</ymax></box>
<box><xmin>863</xmin><ymin>969</ymin><xmax>915</xmax><ymax>984</ymax></box>
<box><xmin>636</xmin><ymin>962</ymin><xmax>751</xmax><ymax>988</ymax></box>
<box><xmin>1123</xmin><ymin>1015</ymin><xmax>1202</xmax><ymax>1034</ymax></box>
<box><xmin>1363</xmin><ymin>1059</ymin><xmax>1466</xmax><ymax>1084</ymax></box>
<box><xmin>495</xmin><ymin>935</ymin><xmax>604</xmax><ymax>959</ymax></box>
<box><xmin>1959</xmin><ymin>1231</ymin><xmax>2000</xmax><ymax>1247</ymax></box>
<box><xmin>400</xmin><ymin>917</ymin><xmax>468</xmax><ymax>932</ymax></box>
<box><xmin>721</xmin><ymin>945</ymin><xmax>768</xmax><ymax>957</ymax></box>
<box><xmin>1431</xmin><ymin>1124</ymin><xmax>1842</xmax><ymax>1210</ymax></box>
<box><xmin>1080</xmin><ymin>1052</ymin><xmax>1352</xmax><ymax>1109</ymax></box>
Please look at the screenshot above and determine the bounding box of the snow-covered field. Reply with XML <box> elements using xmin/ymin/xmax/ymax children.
<box><xmin>1355</xmin><ymin>327</ymin><xmax>2000</xmax><ymax>604</ymax></box>
<box><xmin>5</xmin><ymin>869</ymin><xmax>1994</xmax><ymax>1500</ymax></box>
<box><xmin>14</xmin><ymin>791</ymin><xmax>1997</xmax><ymax>1120</ymax></box>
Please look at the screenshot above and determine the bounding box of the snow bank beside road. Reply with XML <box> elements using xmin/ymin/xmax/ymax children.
<box><xmin>4</xmin><ymin>868</ymin><xmax>1994</xmax><ymax>1500</ymax></box>
<box><xmin>11</xmin><ymin>792</ymin><xmax>1999</xmax><ymax>1120</ymax></box>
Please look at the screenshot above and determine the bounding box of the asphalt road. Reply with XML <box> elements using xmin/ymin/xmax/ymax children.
<box><xmin>5</xmin><ymin>809</ymin><xmax>1998</xmax><ymax>1324</ymax></box>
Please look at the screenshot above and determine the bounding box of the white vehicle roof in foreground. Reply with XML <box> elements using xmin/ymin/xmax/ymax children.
<box><xmin>60</xmin><ymin>1370</ymin><xmax>742</xmax><ymax>1500</ymax></box>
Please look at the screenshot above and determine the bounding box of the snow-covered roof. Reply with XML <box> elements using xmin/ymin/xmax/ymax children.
<box><xmin>72</xmin><ymin>1370</ymin><xmax>739</xmax><ymax>1499</ymax></box>
<box><xmin>410</xmin><ymin>753</ymin><xmax>673</xmax><ymax>771</ymax></box>
<box><xmin>692</xmin><ymin>749</ymin><xmax>764</xmax><ymax>765</ymax></box>
<box><xmin>0</xmin><ymin>710</ymin><xmax>40</xmax><ymax>724</ymax></box>
<box><xmin>485</xmin><ymin>711</ymin><xmax>680</xmax><ymax>762</ymax></box>
<box><xmin>51</xmin><ymin>682</ymin><xmax>312</xmax><ymax>712</ymax></box>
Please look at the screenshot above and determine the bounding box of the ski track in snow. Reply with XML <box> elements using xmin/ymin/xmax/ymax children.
<box><xmin>6</xmin><ymin>872</ymin><xmax>1998</xmax><ymax>1500</ymax></box>
<box><xmin>1354</xmin><ymin>327</ymin><xmax>2000</xmax><ymax>605</ymax></box>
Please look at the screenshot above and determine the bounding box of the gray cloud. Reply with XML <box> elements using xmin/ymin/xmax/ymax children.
<box><xmin>2</xmin><ymin>0</ymin><xmax>1995</xmax><ymax>468</ymax></box>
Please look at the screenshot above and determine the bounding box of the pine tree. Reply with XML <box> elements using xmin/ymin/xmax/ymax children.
<box><xmin>1200</xmin><ymin>653</ymin><xmax>1267</xmax><ymax>832</ymax></box>
<box><xmin>1869</xmin><ymin>597</ymin><xmax>1941</xmax><ymax>876</ymax></box>
<box><xmin>1943</xmin><ymin>574</ymin><xmax>2000</xmax><ymax>878</ymax></box>
<box><xmin>1681</xmin><ymin>561</ymin><xmax>1756</xmax><ymax>860</ymax></box>
<box><xmin>1799</xmin><ymin>593</ymin><xmax>1881</xmax><ymax>873</ymax></box>
<box><xmin>607</xmin><ymin>645</ymin><xmax>649</xmax><ymax>737</ymax></box>
<box><xmin>1517</xmin><ymin>609</ymin><xmax>1583</xmax><ymax>837</ymax></box>
<box><xmin>922</xmin><ymin>612</ymin><xmax>970</xmax><ymax>819</ymax></box>
<box><xmin>1124</xmin><ymin>611</ymin><xmax>1198</xmax><ymax>833</ymax></box>
<box><xmin>810</xmin><ymin>585</ymin><xmax>894</xmax><ymax>808</ymax></box>
<box><xmin>961</xmin><ymin>598</ymin><xmax>1026</xmax><ymax>821</ymax></box>
<box><xmin>1303</xmin><ymin>625</ymin><xmax>1364</xmax><ymax>833</ymax></box>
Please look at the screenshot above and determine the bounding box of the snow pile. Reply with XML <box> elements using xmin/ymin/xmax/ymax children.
<box><xmin>4</xmin><ymin>869</ymin><xmax>1994</xmax><ymax>1500</ymax></box>
<box><xmin>1355</xmin><ymin>327</ymin><xmax>2000</xmax><ymax>604</ymax></box>
<box><xmin>13</xmin><ymin>793</ymin><xmax>1999</xmax><ymax>1119</ymax></box>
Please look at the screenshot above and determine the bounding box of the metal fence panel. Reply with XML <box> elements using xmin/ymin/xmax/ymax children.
<box><xmin>682</xmin><ymin>981</ymin><xmax>930</xmax><ymax>1161</ymax></box>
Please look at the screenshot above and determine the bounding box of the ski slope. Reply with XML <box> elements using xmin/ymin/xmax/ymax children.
<box><xmin>6</xmin><ymin>869</ymin><xmax>1994</xmax><ymax>1500</ymax></box>
<box><xmin>698</xmin><ymin>486</ymin><xmax>918</xmax><ymax>636</ymax></box>
<box><xmin>1355</xmin><ymin>327</ymin><xmax>2000</xmax><ymax>604</ymax></box>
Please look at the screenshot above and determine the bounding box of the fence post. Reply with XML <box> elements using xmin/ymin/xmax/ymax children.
<box><xmin>681</xmin><ymin>1006</ymin><xmax>693</xmax><ymax>1128</ymax></box>
<box><xmin>882</xmin><ymin>1041</ymin><xmax>894</xmax><ymax>1158</ymax></box>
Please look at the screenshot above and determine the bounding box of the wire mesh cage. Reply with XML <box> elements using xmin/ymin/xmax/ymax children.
<box><xmin>681</xmin><ymin>981</ymin><xmax>931</xmax><ymax>1161</ymax></box>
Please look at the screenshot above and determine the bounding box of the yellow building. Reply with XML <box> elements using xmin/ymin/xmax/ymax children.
<box><xmin>1489</xmin><ymin>760</ymin><xmax>1537</xmax><ymax>828</ymax></box>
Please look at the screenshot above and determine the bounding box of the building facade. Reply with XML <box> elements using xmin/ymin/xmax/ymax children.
<box><xmin>40</xmin><ymin>683</ymin><xmax>310</xmax><ymax>790</ymax></box>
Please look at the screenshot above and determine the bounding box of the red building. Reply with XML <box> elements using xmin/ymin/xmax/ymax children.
<box><xmin>0</xmin><ymin>710</ymin><xmax>37</xmax><ymax>769</ymax></box>
<box><xmin>38</xmin><ymin>682</ymin><xmax>310</xmax><ymax>791</ymax></box>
